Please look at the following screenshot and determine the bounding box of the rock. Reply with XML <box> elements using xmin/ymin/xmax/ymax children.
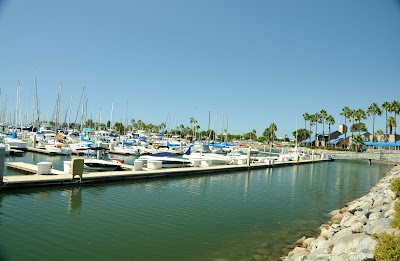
<box><xmin>321</xmin><ymin>229</ymin><xmax>334</xmax><ymax>240</ymax></box>
<box><xmin>357</xmin><ymin>201</ymin><xmax>372</xmax><ymax>212</ymax></box>
<box><xmin>354</xmin><ymin>235</ymin><xmax>376</xmax><ymax>259</ymax></box>
<box><xmin>281</xmin><ymin>166</ymin><xmax>400</xmax><ymax>261</ymax></box>
<box><xmin>347</xmin><ymin>201</ymin><xmax>363</xmax><ymax>214</ymax></box>
<box><xmin>295</xmin><ymin>236</ymin><xmax>306</xmax><ymax>246</ymax></box>
<box><xmin>329</xmin><ymin>209</ymin><xmax>341</xmax><ymax>216</ymax></box>
<box><xmin>385</xmin><ymin>209</ymin><xmax>395</xmax><ymax>218</ymax></box>
<box><xmin>330</xmin><ymin>227</ymin><xmax>353</xmax><ymax>245</ymax></box>
<box><xmin>292</xmin><ymin>255</ymin><xmax>306</xmax><ymax>261</ymax></box>
<box><xmin>350</xmin><ymin>222</ymin><xmax>363</xmax><ymax>233</ymax></box>
<box><xmin>340</xmin><ymin>214</ymin><xmax>353</xmax><ymax>226</ymax></box>
<box><xmin>331</xmin><ymin>213</ymin><xmax>343</xmax><ymax>224</ymax></box>
<box><xmin>341</xmin><ymin>214</ymin><xmax>367</xmax><ymax>227</ymax></box>
<box><xmin>310</xmin><ymin>238</ymin><xmax>330</xmax><ymax>254</ymax></box>
<box><xmin>363</xmin><ymin>219</ymin><xmax>391</xmax><ymax>235</ymax></box>
<box><xmin>302</xmin><ymin>237</ymin><xmax>316</xmax><ymax>248</ymax></box>
<box><xmin>369</xmin><ymin>212</ymin><xmax>384</xmax><ymax>220</ymax></box>
<box><xmin>288</xmin><ymin>247</ymin><xmax>309</xmax><ymax>259</ymax></box>
<box><xmin>256</xmin><ymin>249</ymin><xmax>268</xmax><ymax>255</ymax></box>
<box><xmin>331</xmin><ymin>234</ymin><xmax>370</xmax><ymax>256</ymax></box>
<box><xmin>301</xmin><ymin>253</ymin><xmax>330</xmax><ymax>261</ymax></box>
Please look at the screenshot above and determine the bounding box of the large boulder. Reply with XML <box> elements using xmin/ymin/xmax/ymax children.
<box><xmin>331</xmin><ymin>234</ymin><xmax>371</xmax><ymax>256</ymax></box>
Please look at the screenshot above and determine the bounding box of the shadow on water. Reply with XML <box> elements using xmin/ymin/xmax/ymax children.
<box><xmin>0</xmin><ymin>192</ymin><xmax>7</xmax><ymax>261</ymax></box>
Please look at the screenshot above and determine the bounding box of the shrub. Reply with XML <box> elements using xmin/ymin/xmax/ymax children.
<box><xmin>392</xmin><ymin>202</ymin><xmax>400</xmax><ymax>229</ymax></box>
<box><xmin>391</xmin><ymin>178</ymin><xmax>400</xmax><ymax>197</ymax></box>
<box><xmin>374</xmin><ymin>233</ymin><xmax>400</xmax><ymax>260</ymax></box>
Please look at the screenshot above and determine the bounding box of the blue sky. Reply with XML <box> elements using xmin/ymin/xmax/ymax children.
<box><xmin>0</xmin><ymin>0</ymin><xmax>399</xmax><ymax>138</ymax></box>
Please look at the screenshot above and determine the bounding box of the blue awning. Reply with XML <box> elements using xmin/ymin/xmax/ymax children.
<box><xmin>364</xmin><ymin>141</ymin><xmax>400</xmax><ymax>147</ymax></box>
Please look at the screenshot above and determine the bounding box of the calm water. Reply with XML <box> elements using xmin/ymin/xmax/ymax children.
<box><xmin>0</xmin><ymin>153</ymin><xmax>395</xmax><ymax>260</ymax></box>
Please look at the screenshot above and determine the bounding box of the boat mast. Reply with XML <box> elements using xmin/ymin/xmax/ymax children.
<box><xmin>33</xmin><ymin>67</ymin><xmax>40</xmax><ymax>130</ymax></box>
<box><xmin>15</xmin><ymin>80</ymin><xmax>22</xmax><ymax>130</ymax></box>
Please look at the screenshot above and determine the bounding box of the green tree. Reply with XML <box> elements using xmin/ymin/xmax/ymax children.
<box><xmin>351</xmin><ymin>122</ymin><xmax>367</xmax><ymax>132</ymax></box>
<box><xmin>367</xmin><ymin>103</ymin><xmax>382</xmax><ymax>142</ymax></box>
<box><xmin>292</xmin><ymin>128</ymin><xmax>311</xmax><ymax>144</ymax></box>
<box><xmin>263</xmin><ymin>123</ymin><xmax>277</xmax><ymax>144</ymax></box>
<box><xmin>393</xmin><ymin>100</ymin><xmax>400</xmax><ymax>139</ymax></box>
<box><xmin>320</xmin><ymin>109</ymin><xmax>327</xmax><ymax>135</ymax></box>
<box><xmin>382</xmin><ymin>101</ymin><xmax>392</xmax><ymax>141</ymax></box>
<box><xmin>387</xmin><ymin>116</ymin><xmax>396</xmax><ymax>135</ymax></box>
<box><xmin>352</xmin><ymin>134</ymin><xmax>364</xmax><ymax>152</ymax></box>
<box><xmin>348</xmin><ymin>109</ymin><xmax>357</xmax><ymax>140</ymax></box>
<box><xmin>303</xmin><ymin>112</ymin><xmax>310</xmax><ymax>132</ymax></box>
<box><xmin>354</xmin><ymin>108</ymin><xmax>367</xmax><ymax>135</ymax></box>
<box><xmin>340</xmin><ymin>106</ymin><xmax>352</xmax><ymax>147</ymax></box>
<box><xmin>326</xmin><ymin>115</ymin><xmax>335</xmax><ymax>148</ymax></box>
<box><xmin>376</xmin><ymin>129</ymin><xmax>384</xmax><ymax>141</ymax></box>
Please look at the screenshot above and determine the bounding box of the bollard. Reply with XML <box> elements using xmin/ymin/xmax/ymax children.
<box><xmin>0</xmin><ymin>145</ymin><xmax>5</xmax><ymax>189</ymax></box>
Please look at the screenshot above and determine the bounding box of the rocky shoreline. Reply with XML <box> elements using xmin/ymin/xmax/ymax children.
<box><xmin>282</xmin><ymin>164</ymin><xmax>400</xmax><ymax>261</ymax></box>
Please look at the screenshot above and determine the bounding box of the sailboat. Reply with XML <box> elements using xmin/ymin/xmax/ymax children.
<box><xmin>278</xmin><ymin>116</ymin><xmax>308</xmax><ymax>162</ymax></box>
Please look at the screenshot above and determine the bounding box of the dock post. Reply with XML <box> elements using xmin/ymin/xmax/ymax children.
<box><xmin>247</xmin><ymin>149</ymin><xmax>251</xmax><ymax>167</ymax></box>
<box><xmin>32</xmin><ymin>134</ymin><xmax>36</xmax><ymax>148</ymax></box>
<box><xmin>0</xmin><ymin>144</ymin><xmax>5</xmax><ymax>189</ymax></box>
<box><xmin>311</xmin><ymin>150</ymin><xmax>315</xmax><ymax>162</ymax></box>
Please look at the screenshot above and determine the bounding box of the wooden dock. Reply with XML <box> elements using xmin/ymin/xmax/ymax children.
<box><xmin>9</xmin><ymin>149</ymin><xmax>24</xmax><ymax>156</ymax></box>
<box><xmin>1</xmin><ymin>157</ymin><xmax>334</xmax><ymax>190</ymax></box>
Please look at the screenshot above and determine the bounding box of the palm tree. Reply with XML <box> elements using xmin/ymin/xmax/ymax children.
<box><xmin>348</xmin><ymin>109</ymin><xmax>357</xmax><ymax>139</ymax></box>
<box><xmin>320</xmin><ymin>109</ymin><xmax>327</xmax><ymax>136</ymax></box>
<box><xmin>313</xmin><ymin>112</ymin><xmax>322</xmax><ymax>146</ymax></box>
<box><xmin>251</xmin><ymin>129</ymin><xmax>257</xmax><ymax>140</ymax></box>
<box><xmin>340</xmin><ymin>106</ymin><xmax>351</xmax><ymax>147</ymax></box>
<box><xmin>303</xmin><ymin>112</ymin><xmax>310</xmax><ymax>131</ymax></box>
<box><xmin>309</xmin><ymin>114</ymin><xmax>316</xmax><ymax>146</ymax></box>
<box><xmin>355</xmin><ymin>108</ymin><xmax>367</xmax><ymax>135</ymax></box>
<box><xmin>387</xmin><ymin>116</ymin><xmax>396</xmax><ymax>135</ymax></box>
<box><xmin>352</xmin><ymin>134</ymin><xmax>364</xmax><ymax>152</ymax></box>
<box><xmin>268</xmin><ymin>123</ymin><xmax>277</xmax><ymax>146</ymax></box>
<box><xmin>382</xmin><ymin>101</ymin><xmax>392</xmax><ymax>141</ymax></box>
<box><xmin>392</xmin><ymin>100</ymin><xmax>400</xmax><ymax>140</ymax></box>
<box><xmin>326</xmin><ymin>115</ymin><xmax>335</xmax><ymax>148</ymax></box>
<box><xmin>367</xmin><ymin>103</ymin><xmax>382</xmax><ymax>142</ymax></box>
<box><xmin>376</xmin><ymin>129</ymin><xmax>384</xmax><ymax>141</ymax></box>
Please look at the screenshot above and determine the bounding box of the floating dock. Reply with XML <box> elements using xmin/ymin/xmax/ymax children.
<box><xmin>1</xmin><ymin>157</ymin><xmax>333</xmax><ymax>190</ymax></box>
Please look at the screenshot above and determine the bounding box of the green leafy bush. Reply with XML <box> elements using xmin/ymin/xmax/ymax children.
<box><xmin>392</xmin><ymin>202</ymin><xmax>400</xmax><ymax>229</ymax></box>
<box><xmin>391</xmin><ymin>178</ymin><xmax>400</xmax><ymax>197</ymax></box>
<box><xmin>374</xmin><ymin>233</ymin><xmax>400</xmax><ymax>260</ymax></box>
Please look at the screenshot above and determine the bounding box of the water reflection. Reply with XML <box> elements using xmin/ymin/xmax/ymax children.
<box><xmin>35</xmin><ymin>191</ymin><xmax>51</xmax><ymax>200</ymax></box>
<box><xmin>244</xmin><ymin>171</ymin><xmax>250</xmax><ymax>201</ymax></box>
<box><xmin>68</xmin><ymin>187</ymin><xmax>82</xmax><ymax>213</ymax></box>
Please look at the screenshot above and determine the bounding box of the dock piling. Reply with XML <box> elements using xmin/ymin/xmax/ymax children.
<box><xmin>247</xmin><ymin>150</ymin><xmax>251</xmax><ymax>167</ymax></box>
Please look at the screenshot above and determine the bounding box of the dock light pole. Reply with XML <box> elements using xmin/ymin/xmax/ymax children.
<box><xmin>0</xmin><ymin>145</ymin><xmax>5</xmax><ymax>189</ymax></box>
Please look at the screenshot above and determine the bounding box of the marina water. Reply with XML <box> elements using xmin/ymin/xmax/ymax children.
<box><xmin>0</xmin><ymin>153</ymin><xmax>394</xmax><ymax>260</ymax></box>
